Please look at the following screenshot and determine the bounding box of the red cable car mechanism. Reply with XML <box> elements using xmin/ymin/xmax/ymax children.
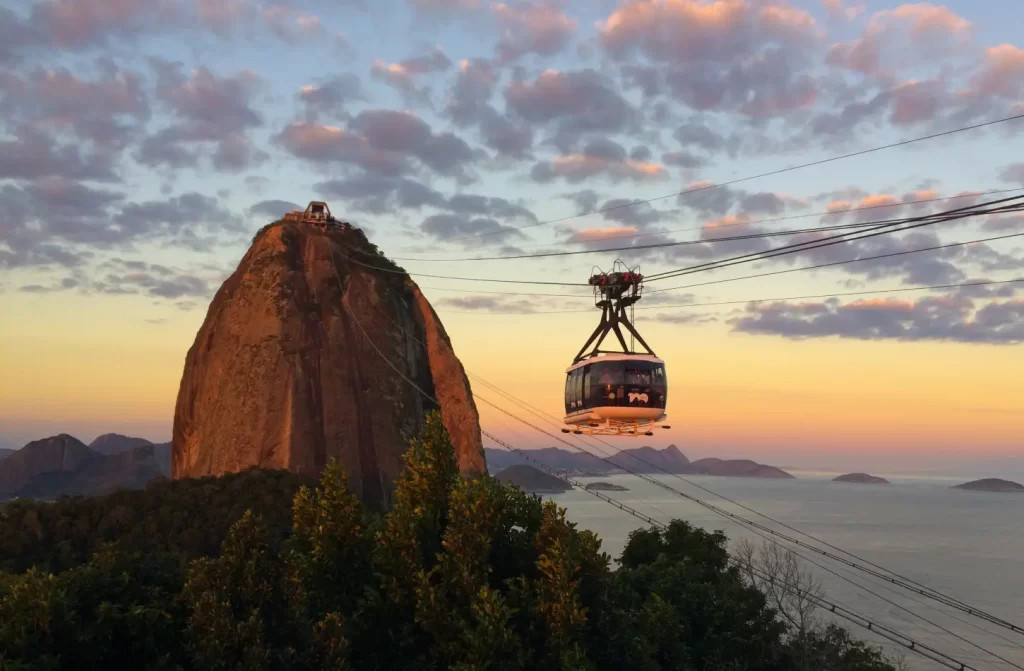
<box><xmin>562</xmin><ymin>260</ymin><xmax>671</xmax><ymax>437</ymax></box>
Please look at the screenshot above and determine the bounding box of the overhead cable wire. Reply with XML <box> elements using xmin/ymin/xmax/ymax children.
<box><xmin>478</xmin><ymin>396</ymin><xmax>1024</xmax><ymax>638</ymax></box>
<box><xmin>467</xmin><ymin>375</ymin><xmax>1024</xmax><ymax>668</ymax></box>
<box><xmin>414</xmin><ymin>231</ymin><xmax>1024</xmax><ymax>300</ymax></box>
<box><xmin>439</xmin><ymin>277</ymin><xmax>1024</xmax><ymax>315</ymax></box>
<box><xmin>443</xmin><ymin>112</ymin><xmax>1024</xmax><ymax>244</ymax></box>
<box><xmin>392</xmin><ymin>188</ymin><xmax>1024</xmax><ymax>255</ymax></box>
<box><xmin>338</xmin><ymin>196</ymin><xmax>1024</xmax><ymax>288</ymax></box>
<box><xmin>387</xmin><ymin>219</ymin><xmax>905</xmax><ymax>263</ymax></box>
<box><xmin>646</xmin><ymin>230</ymin><xmax>1024</xmax><ymax>294</ymax></box>
<box><xmin>337</xmin><ymin>291</ymin><xmax>986</xmax><ymax>670</ymax></box>
<box><xmin>644</xmin><ymin>195</ymin><xmax>1024</xmax><ymax>282</ymax></box>
<box><xmin>353</xmin><ymin>279</ymin><xmax>1023</xmax><ymax>650</ymax></box>
<box><xmin>482</xmin><ymin>434</ymin><xmax>981</xmax><ymax>671</ymax></box>
<box><xmin>388</xmin><ymin>193</ymin><xmax>1024</xmax><ymax>264</ymax></box>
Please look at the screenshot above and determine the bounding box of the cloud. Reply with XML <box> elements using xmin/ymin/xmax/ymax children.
<box><xmin>1000</xmin><ymin>163</ymin><xmax>1024</xmax><ymax>187</ymax></box>
<box><xmin>504</xmin><ymin>68</ymin><xmax>638</xmax><ymax>145</ymax></box>
<box><xmin>730</xmin><ymin>294</ymin><xmax>1024</xmax><ymax>344</ymax></box>
<box><xmin>0</xmin><ymin>127</ymin><xmax>120</xmax><ymax>182</ymax></box>
<box><xmin>597</xmin><ymin>0</ymin><xmax>820</xmax><ymax>119</ymax></box>
<box><xmin>93</xmin><ymin>258</ymin><xmax>215</xmax><ymax>299</ymax></box>
<box><xmin>436</xmin><ymin>295</ymin><xmax>542</xmax><ymax>313</ymax></box>
<box><xmin>826</xmin><ymin>3</ymin><xmax>972</xmax><ymax>81</ymax></box>
<box><xmin>420</xmin><ymin>213</ymin><xmax>526</xmax><ymax>243</ymax></box>
<box><xmin>531</xmin><ymin>138</ymin><xmax>667</xmax><ymax>184</ymax></box>
<box><xmin>248</xmin><ymin>199</ymin><xmax>301</xmax><ymax>219</ymax></box>
<box><xmin>297</xmin><ymin>73</ymin><xmax>365</xmax><ymax>121</ymax></box>
<box><xmin>492</xmin><ymin>1</ymin><xmax>577</xmax><ymax>62</ymax></box>
<box><xmin>823</xmin><ymin>0</ymin><xmax>865</xmax><ymax>21</ymax></box>
<box><xmin>0</xmin><ymin>61</ymin><xmax>150</xmax><ymax>149</ymax></box>
<box><xmin>970</xmin><ymin>44</ymin><xmax>1024</xmax><ymax>100</ymax></box>
<box><xmin>139</xmin><ymin>60</ymin><xmax>267</xmax><ymax>171</ymax></box>
<box><xmin>371</xmin><ymin>46</ymin><xmax>452</xmax><ymax>102</ymax></box>
<box><xmin>276</xmin><ymin>109</ymin><xmax>479</xmax><ymax>182</ymax></box>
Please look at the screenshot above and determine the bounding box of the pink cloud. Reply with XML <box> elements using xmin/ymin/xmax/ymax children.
<box><xmin>827</xmin><ymin>3</ymin><xmax>971</xmax><ymax>80</ymax></box>
<box><xmin>493</xmin><ymin>1</ymin><xmax>578</xmax><ymax>62</ymax></box>
<box><xmin>598</xmin><ymin>0</ymin><xmax>819</xmax><ymax>63</ymax></box>
<box><xmin>566</xmin><ymin>226</ymin><xmax>639</xmax><ymax>244</ymax></box>
<box><xmin>970</xmin><ymin>44</ymin><xmax>1024</xmax><ymax>99</ymax></box>
<box><xmin>823</xmin><ymin>0</ymin><xmax>865</xmax><ymax>21</ymax></box>
<box><xmin>548</xmin><ymin>154</ymin><xmax>667</xmax><ymax>182</ymax></box>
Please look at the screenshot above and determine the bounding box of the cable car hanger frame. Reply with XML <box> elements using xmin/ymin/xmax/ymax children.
<box><xmin>563</xmin><ymin>260</ymin><xmax>672</xmax><ymax>438</ymax></box>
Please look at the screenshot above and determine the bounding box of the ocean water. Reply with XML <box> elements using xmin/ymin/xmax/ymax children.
<box><xmin>546</xmin><ymin>472</ymin><xmax>1024</xmax><ymax>671</ymax></box>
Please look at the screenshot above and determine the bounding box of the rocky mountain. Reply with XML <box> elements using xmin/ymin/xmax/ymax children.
<box><xmin>687</xmin><ymin>458</ymin><xmax>794</xmax><ymax>479</ymax></box>
<box><xmin>952</xmin><ymin>478</ymin><xmax>1024</xmax><ymax>493</ymax></box>
<box><xmin>485</xmin><ymin>444</ymin><xmax>691</xmax><ymax>474</ymax></box>
<box><xmin>0</xmin><ymin>435</ymin><xmax>170</xmax><ymax>501</ymax></box>
<box><xmin>88</xmin><ymin>433</ymin><xmax>153</xmax><ymax>455</ymax></box>
<box><xmin>172</xmin><ymin>218</ymin><xmax>484</xmax><ymax>510</ymax></box>
<box><xmin>494</xmin><ymin>465</ymin><xmax>571</xmax><ymax>494</ymax></box>
<box><xmin>0</xmin><ymin>435</ymin><xmax>95</xmax><ymax>498</ymax></box>
<box><xmin>834</xmin><ymin>473</ymin><xmax>890</xmax><ymax>484</ymax></box>
<box><xmin>484</xmin><ymin>445</ymin><xmax>793</xmax><ymax>479</ymax></box>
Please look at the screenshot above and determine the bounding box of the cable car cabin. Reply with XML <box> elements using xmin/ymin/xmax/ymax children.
<box><xmin>564</xmin><ymin>353</ymin><xmax>667</xmax><ymax>436</ymax></box>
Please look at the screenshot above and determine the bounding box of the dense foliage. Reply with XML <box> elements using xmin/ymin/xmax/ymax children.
<box><xmin>0</xmin><ymin>469</ymin><xmax>313</xmax><ymax>574</ymax></box>
<box><xmin>0</xmin><ymin>413</ymin><xmax>900</xmax><ymax>670</ymax></box>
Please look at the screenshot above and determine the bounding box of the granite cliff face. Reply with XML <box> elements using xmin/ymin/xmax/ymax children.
<box><xmin>172</xmin><ymin>220</ymin><xmax>485</xmax><ymax>509</ymax></box>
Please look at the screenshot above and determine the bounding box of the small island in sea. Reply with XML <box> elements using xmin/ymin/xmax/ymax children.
<box><xmin>494</xmin><ymin>465</ymin><xmax>572</xmax><ymax>494</ymax></box>
<box><xmin>951</xmin><ymin>478</ymin><xmax>1024</xmax><ymax>493</ymax></box>
<box><xmin>584</xmin><ymin>482</ymin><xmax>629</xmax><ymax>491</ymax></box>
<box><xmin>833</xmin><ymin>473</ymin><xmax>890</xmax><ymax>485</ymax></box>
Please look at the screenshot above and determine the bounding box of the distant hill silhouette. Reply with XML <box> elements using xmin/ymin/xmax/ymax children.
<box><xmin>0</xmin><ymin>434</ymin><xmax>172</xmax><ymax>501</ymax></box>
<box><xmin>494</xmin><ymin>465</ymin><xmax>571</xmax><ymax>493</ymax></box>
<box><xmin>952</xmin><ymin>478</ymin><xmax>1023</xmax><ymax>493</ymax></box>
<box><xmin>0</xmin><ymin>448</ymin><xmax>14</xmax><ymax>461</ymax></box>
<box><xmin>484</xmin><ymin>445</ymin><xmax>793</xmax><ymax>479</ymax></box>
<box><xmin>88</xmin><ymin>433</ymin><xmax>153</xmax><ymax>455</ymax></box>
<box><xmin>833</xmin><ymin>473</ymin><xmax>889</xmax><ymax>484</ymax></box>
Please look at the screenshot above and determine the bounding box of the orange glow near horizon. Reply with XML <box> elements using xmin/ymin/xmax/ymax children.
<box><xmin>1</xmin><ymin>287</ymin><xmax>1022</xmax><ymax>461</ymax></box>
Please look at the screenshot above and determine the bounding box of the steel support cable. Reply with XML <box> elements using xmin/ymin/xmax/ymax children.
<box><xmin>339</xmin><ymin>290</ymin><xmax>981</xmax><ymax>671</ymax></box>
<box><xmin>489</xmin><ymin>435</ymin><xmax>982</xmax><ymax>671</ymax></box>
<box><xmin>438</xmin><ymin>277</ymin><xmax>1024</xmax><ymax>315</ymax></box>
<box><xmin>392</xmin><ymin>188</ymin><xmax>1024</xmax><ymax>256</ymax></box>
<box><xmin>351</xmin><ymin>278</ymin><xmax>1022</xmax><ymax>651</ymax></box>
<box><xmin>482</xmin><ymin>398</ymin><xmax>1024</xmax><ymax>637</ymax></box>
<box><xmin>646</xmin><ymin>230</ymin><xmax>1024</xmax><ymax>294</ymax></box>
<box><xmin>414</xmin><ymin>231</ymin><xmax>1024</xmax><ymax>300</ymax></box>
<box><xmin>466</xmin><ymin>375</ymin><xmax>1024</xmax><ymax>666</ymax></box>
<box><xmin>644</xmin><ymin>196</ymin><xmax>1024</xmax><ymax>282</ymax></box>
<box><xmin>335</xmin><ymin>198</ymin><xmax>1024</xmax><ymax>288</ymax></box>
<box><xmin>387</xmin><ymin>218</ymin><xmax>919</xmax><ymax>263</ymax></box>
<box><xmin>337</xmin><ymin>240</ymin><xmax>587</xmax><ymax>286</ymax></box>
<box><xmin>441</xmin><ymin>112</ymin><xmax>1024</xmax><ymax>244</ymax></box>
<box><xmin>332</xmin><ymin>243</ymin><xmax>1022</xmax><ymax>641</ymax></box>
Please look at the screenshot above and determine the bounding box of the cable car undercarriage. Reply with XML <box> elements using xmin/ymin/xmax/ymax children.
<box><xmin>563</xmin><ymin>260</ymin><xmax>671</xmax><ymax>437</ymax></box>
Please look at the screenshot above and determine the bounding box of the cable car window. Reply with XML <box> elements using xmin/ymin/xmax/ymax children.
<box><xmin>564</xmin><ymin>372</ymin><xmax>572</xmax><ymax>414</ymax></box>
<box><xmin>572</xmin><ymin>368</ymin><xmax>583</xmax><ymax>408</ymax></box>
<box><xmin>582</xmin><ymin>366</ymin><xmax>591</xmax><ymax>408</ymax></box>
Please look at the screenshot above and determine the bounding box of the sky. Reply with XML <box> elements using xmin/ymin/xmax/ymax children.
<box><xmin>1</xmin><ymin>0</ymin><xmax>1023</xmax><ymax>476</ymax></box>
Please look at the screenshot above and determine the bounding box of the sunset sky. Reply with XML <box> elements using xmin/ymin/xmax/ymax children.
<box><xmin>1</xmin><ymin>0</ymin><xmax>1023</xmax><ymax>475</ymax></box>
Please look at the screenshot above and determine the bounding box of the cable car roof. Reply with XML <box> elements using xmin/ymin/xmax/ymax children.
<box><xmin>565</xmin><ymin>353</ymin><xmax>664</xmax><ymax>374</ymax></box>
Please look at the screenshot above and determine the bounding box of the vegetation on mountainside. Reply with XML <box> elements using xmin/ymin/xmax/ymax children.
<box><xmin>0</xmin><ymin>412</ymin><xmax>901</xmax><ymax>670</ymax></box>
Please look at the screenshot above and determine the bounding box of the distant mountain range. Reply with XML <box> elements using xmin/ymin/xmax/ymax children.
<box><xmin>1</xmin><ymin>435</ymin><xmax>791</xmax><ymax>503</ymax></box>
<box><xmin>484</xmin><ymin>445</ymin><xmax>794</xmax><ymax>479</ymax></box>
<box><xmin>0</xmin><ymin>434</ymin><xmax>171</xmax><ymax>501</ymax></box>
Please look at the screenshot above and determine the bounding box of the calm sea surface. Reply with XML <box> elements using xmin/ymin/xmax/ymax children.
<box><xmin>545</xmin><ymin>471</ymin><xmax>1024</xmax><ymax>671</ymax></box>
